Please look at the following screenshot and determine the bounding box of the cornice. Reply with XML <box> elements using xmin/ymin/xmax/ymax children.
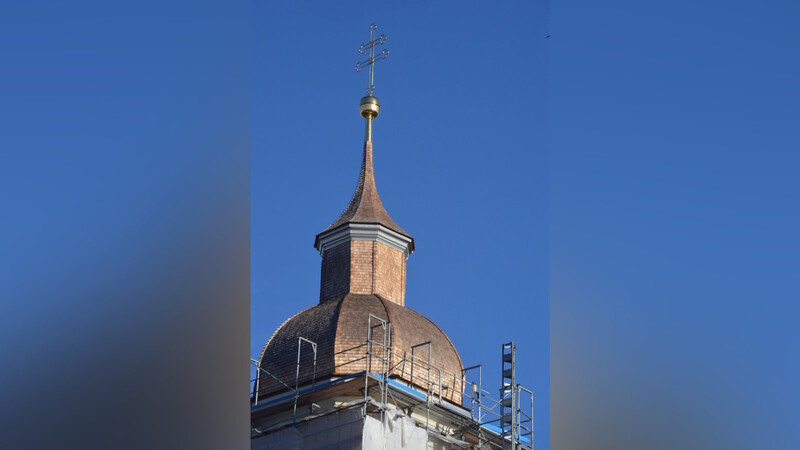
<box><xmin>316</xmin><ymin>223</ymin><xmax>414</xmax><ymax>258</ymax></box>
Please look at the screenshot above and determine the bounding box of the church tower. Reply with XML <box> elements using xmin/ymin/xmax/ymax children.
<box><xmin>314</xmin><ymin>97</ymin><xmax>414</xmax><ymax>307</ymax></box>
<box><xmin>251</xmin><ymin>24</ymin><xmax>534</xmax><ymax>450</ymax></box>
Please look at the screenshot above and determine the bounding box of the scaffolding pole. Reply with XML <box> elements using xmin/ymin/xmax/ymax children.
<box><xmin>364</xmin><ymin>314</ymin><xmax>391</xmax><ymax>415</ymax></box>
<box><xmin>410</xmin><ymin>340</ymin><xmax>432</xmax><ymax>431</ymax></box>
<box><xmin>293</xmin><ymin>337</ymin><xmax>317</xmax><ymax>420</ymax></box>
<box><xmin>463</xmin><ymin>364</ymin><xmax>484</xmax><ymax>448</ymax></box>
<box><xmin>500</xmin><ymin>342</ymin><xmax>516</xmax><ymax>450</ymax></box>
<box><xmin>517</xmin><ymin>385</ymin><xmax>534</xmax><ymax>450</ymax></box>
<box><xmin>250</xmin><ymin>358</ymin><xmax>295</xmax><ymax>404</ymax></box>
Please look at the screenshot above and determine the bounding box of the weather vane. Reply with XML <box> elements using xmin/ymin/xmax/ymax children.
<box><xmin>355</xmin><ymin>23</ymin><xmax>388</xmax><ymax>96</ymax></box>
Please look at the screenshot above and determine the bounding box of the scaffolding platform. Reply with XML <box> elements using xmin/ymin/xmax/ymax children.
<box><xmin>251</xmin><ymin>317</ymin><xmax>535</xmax><ymax>450</ymax></box>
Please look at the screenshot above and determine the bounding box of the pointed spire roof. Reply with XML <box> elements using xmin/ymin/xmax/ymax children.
<box><xmin>315</xmin><ymin>140</ymin><xmax>413</xmax><ymax>249</ymax></box>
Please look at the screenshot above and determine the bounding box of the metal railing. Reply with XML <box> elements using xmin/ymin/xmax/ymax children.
<box><xmin>252</xmin><ymin>320</ymin><xmax>534</xmax><ymax>449</ymax></box>
<box><xmin>251</xmin><ymin>336</ymin><xmax>318</xmax><ymax>424</ymax></box>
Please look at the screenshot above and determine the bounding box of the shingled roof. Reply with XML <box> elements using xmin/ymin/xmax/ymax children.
<box><xmin>315</xmin><ymin>141</ymin><xmax>413</xmax><ymax>246</ymax></box>
<box><xmin>255</xmin><ymin>293</ymin><xmax>464</xmax><ymax>405</ymax></box>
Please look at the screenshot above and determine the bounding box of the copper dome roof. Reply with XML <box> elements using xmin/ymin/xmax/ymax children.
<box><xmin>256</xmin><ymin>294</ymin><xmax>464</xmax><ymax>404</ymax></box>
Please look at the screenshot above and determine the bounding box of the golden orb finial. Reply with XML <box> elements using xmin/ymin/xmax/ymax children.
<box><xmin>359</xmin><ymin>95</ymin><xmax>380</xmax><ymax>119</ymax></box>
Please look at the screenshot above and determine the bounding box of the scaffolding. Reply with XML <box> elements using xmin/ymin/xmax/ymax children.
<box><xmin>363</xmin><ymin>313</ymin><xmax>391</xmax><ymax>427</ymax></box>
<box><xmin>251</xmin><ymin>319</ymin><xmax>535</xmax><ymax>449</ymax></box>
<box><xmin>460</xmin><ymin>345</ymin><xmax>534</xmax><ymax>450</ymax></box>
<box><xmin>501</xmin><ymin>342</ymin><xmax>516</xmax><ymax>449</ymax></box>
<box><xmin>498</xmin><ymin>342</ymin><xmax>534</xmax><ymax>450</ymax></box>
<box><xmin>250</xmin><ymin>336</ymin><xmax>319</xmax><ymax>424</ymax></box>
<box><xmin>295</xmin><ymin>337</ymin><xmax>318</xmax><ymax>419</ymax></box>
<box><xmin>410</xmin><ymin>340</ymin><xmax>432</xmax><ymax>430</ymax></box>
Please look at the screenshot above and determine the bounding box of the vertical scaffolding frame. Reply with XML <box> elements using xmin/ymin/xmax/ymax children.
<box><xmin>293</xmin><ymin>337</ymin><xmax>318</xmax><ymax>420</ymax></box>
<box><xmin>462</xmin><ymin>364</ymin><xmax>482</xmax><ymax>420</ymax></box>
<box><xmin>410</xmin><ymin>341</ymin><xmax>432</xmax><ymax>391</ymax></box>
<box><xmin>501</xmin><ymin>342</ymin><xmax>516</xmax><ymax>450</ymax></box>
<box><xmin>250</xmin><ymin>357</ymin><xmax>295</xmax><ymax>407</ymax></box>
<box><xmin>463</xmin><ymin>364</ymin><xmax>484</xmax><ymax>448</ymax></box>
<box><xmin>410</xmin><ymin>341</ymin><xmax>433</xmax><ymax>431</ymax></box>
<box><xmin>364</xmin><ymin>314</ymin><xmax>391</xmax><ymax>416</ymax></box>
<box><xmin>517</xmin><ymin>385</ymin><xmax>534</xmax><ymax>450</ymax></box>
<box><xmin>253</xmin><ymin>359</ymin><xmax>260</xmax><ymax>406</ymax></box>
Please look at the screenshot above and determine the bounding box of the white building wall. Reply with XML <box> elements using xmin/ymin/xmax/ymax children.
<box><xmin>252</xmin><ymin>407</ymin><xmax>364</xmax><ymax>450</ymax></box>
<box><xmin>252</xmin><ymin>404</ymin><xmax>467</xmax><ymax>449</ymax></box>
<box><xmin>362</xmin><ymin>411</ymin><xmax>428</xmax><ymax>449</ymax></box>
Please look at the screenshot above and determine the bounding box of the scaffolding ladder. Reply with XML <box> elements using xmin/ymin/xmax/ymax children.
<box><xmin>500</xmin><ymin>342</ymin><xmax>517</xmax><ymax>450</ymax></box>
<box><xmin>364</xmin><ymin>314</ymin><xmax>391</xmax><ymax>420</ymax></box>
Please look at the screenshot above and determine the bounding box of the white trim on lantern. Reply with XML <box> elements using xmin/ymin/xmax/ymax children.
<box><xmin>316</xmin><ymin>223</ymin><xmax>413</xmax><ymax>257</ymax></box>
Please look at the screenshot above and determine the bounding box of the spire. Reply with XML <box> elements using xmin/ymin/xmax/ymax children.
<box><xmin>314</xmin><ymin>23</ymin><xmax>413</xmax><ymax>306</ymax></box>
<box><xmin>314</xmin><ymin>22</ymin><xmax>413</xmax><ymax>253</ymax></box>
<box><xmin>314</xmin><ymin>139</ymin><xmax>412</xmax><ymax>248</ymax></box>
<box><xmin>314</xmin><ymin>135</ymin><xmax>414</xmax><ymax>305</ymax></box>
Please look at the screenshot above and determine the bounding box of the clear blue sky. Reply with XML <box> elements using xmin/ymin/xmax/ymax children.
<box><xmin>251</xmin><ymin>1</ymin><xmax>551</xmax><ymax>447</ymax></box>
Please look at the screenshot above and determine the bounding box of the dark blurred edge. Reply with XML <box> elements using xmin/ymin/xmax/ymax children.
<box><xmin>0</xmin><ymin>1</ymin><xmax>250</xmax><ymax>449</ymax></box>
<box><xmin>549</xmin><ymin>2</ymin><xmax>799</xmax><ymax>450</ymax></box>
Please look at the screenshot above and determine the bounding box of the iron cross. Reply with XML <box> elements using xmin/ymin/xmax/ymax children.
<box><xmin>355</xmin><ymin>23</ymin><xmax>389</xmax><ymax>96</ymax></box>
